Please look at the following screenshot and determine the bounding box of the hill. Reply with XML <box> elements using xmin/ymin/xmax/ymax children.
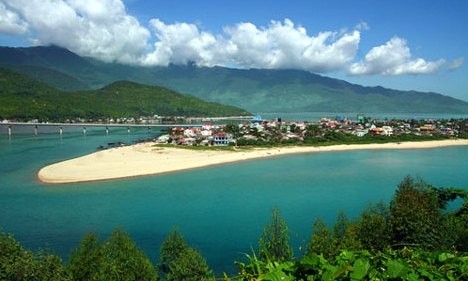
<box><xmin>1</xmin><ymin>45</ymin><xmax>468</xmax><ymax>114</ymax></box>
<box><xmin>0</xmin><ymin>68</ymin><xmax>250</xmax><ymax>121</ymax></box>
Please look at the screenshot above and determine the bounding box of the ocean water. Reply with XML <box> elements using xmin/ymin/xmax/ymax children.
<box><xmin>0</xmin><ymin>127</ymin><xmax>467</xmax><ymax>274</ymax></box>
<box><xmin>259</xmin><ymin>112</ymin><xmax>468</xmax><ymax>121</ymax></box>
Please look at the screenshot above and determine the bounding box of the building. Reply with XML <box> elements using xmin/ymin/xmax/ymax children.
<box><xmin>213</xmin><ymin>133</ymin><xmax>230</xmax><ymax>146</ymax></box>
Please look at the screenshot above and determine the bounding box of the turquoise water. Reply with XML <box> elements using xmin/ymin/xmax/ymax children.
<box><xmin>0</xmin><ymin>128</ymin><xmax>467</xmax><ymax>274</ymax></box>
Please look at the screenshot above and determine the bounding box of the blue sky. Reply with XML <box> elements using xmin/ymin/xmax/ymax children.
<box><xmin>0</xmin><ymin>0</ymin><xmax>467</xmax><ymax>101</ymax></box>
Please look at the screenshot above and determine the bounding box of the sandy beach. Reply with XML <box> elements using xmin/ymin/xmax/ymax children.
<box><xmin>38</xmin><ymin>139</ymin><xmax>468</xmax><ymax>184</ymax></box>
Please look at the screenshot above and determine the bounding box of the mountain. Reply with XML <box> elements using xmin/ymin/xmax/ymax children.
<box><xmin>1</xmin><ymin>45</ymin><xmax>468</xmax><ymax>114</ymax></box>
<box><xmin>0</xmin><ymin>67</ymin><xmax>250</xmax><ymax>121</ymax></box>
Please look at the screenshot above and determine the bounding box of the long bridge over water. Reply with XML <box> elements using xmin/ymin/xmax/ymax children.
<box><xmin>0</xmin><ymin>116</ymin><xmax>254</xmax><ymax>136</ymax></box>
<box><xmin>0</xmin><ymin>122</ymin><xmax>201</xmax><ymax>136</ymax></box>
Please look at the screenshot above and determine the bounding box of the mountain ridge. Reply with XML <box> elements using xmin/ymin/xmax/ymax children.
<box><xmin>1</xmin><ymin>45</ymin><xmax>467</xmax><ymax>114</ymax></box>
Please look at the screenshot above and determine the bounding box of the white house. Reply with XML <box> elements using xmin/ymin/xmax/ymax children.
<box><xmin>382</xmin><ymin>126</ymin><xmax>393</xmax><ymax>136</ymax></box>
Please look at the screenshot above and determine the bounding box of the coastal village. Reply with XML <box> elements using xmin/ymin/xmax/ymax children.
<box><xmin>157</xmin><ymin>115</ymin><xmax>467</xmax><ymax>146</ymax></box>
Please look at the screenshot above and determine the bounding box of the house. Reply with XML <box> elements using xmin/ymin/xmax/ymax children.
<box><xmin>368</xmin><ymin>126</ymin><xmax>384</xmax><ymax>136</ymax></box>
<box><xmin>156</xmin><ymin>134</ymin><xmax>171</xmax><ymax>143</ymax></box>
<box><xmin>382</xmin><ymin>126</ymin><xmax>393</xmax><ymax>136</ymax></box>
<box><xmin>202</xmin><ymin>122</ymin><xmax>214</xmax><ymax>130</ymax></box>
<box><xmin>355</xmin><ymin>130</ymin><xmax>368</xmax><ymax>137</ymax></box>
<box><xmin>213</xmin><ymin>133</ymin><xmax>230</xmax><ymax>146</ymax></box>
<box><xmin>184</xmin><ymin>128</ymin><xmax>197</xmax><ymax>137</ymax></box>
<box><xmin>200</xmin><ymin>130</ymin><xmax>212</xmax><ymax>137</ymax></box>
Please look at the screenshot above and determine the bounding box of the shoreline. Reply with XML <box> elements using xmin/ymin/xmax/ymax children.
<box><xmin>38</xmin><ymin>139</ymin><xmax>468</xmax><ymax>184</ymax></box>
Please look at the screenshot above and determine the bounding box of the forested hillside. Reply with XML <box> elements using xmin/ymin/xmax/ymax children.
<box><xmin>0</xmin><ymin>68</ymin><xmax>250</xmax><ymax>121</ymax></box>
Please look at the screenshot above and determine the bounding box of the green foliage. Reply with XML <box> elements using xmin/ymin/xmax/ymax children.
<box><xmin>258</xmin><ymin>208</ymin><xmax>294</xmax><ymax>262</ymax></box>
<box><xmin>68</xmin><ymin>229</ymin><xmax>158</xmax><ymax>281</ymax></box>
<box><xmin>0</xmin><ymin>68</ymin><xmax>250</xmax><ymax>122</ymax></box>
<box><xmin>450</xmin><ymin>198</ymin><xmax>468</xmax><ymax>251</ymax></box>
<box><xmin>159</xmin><ymin>229</ymin><xmax>213</xmax><ymax>280</ymax></box>
<box><xmin>303</xmin><ymin>130</ymin><xmax>449</xmax><ymax>146</ymax></box>
<box><xmin>389</xmin><ymin>176</ymin><xmax>453</xmax><ymax>250</ymax></box>
<box><xmin>166</xmin><ymin>247</ymin><xmax>213</xmax><ymax>281</ymax></box>
<box><xmin>234</xmin><ymin>248</ymin><xmax>468</xmax><ymax>281</ymax></box>
<box><xmin>159</xmin><ymin>229</ymin><xmax>188</xmax><ymax>274</ymax></box>
<box><xmin>306</xmin><ymin>218</ymin><xmax>336</xmax><ymax>259</ymax></box>
<box><xmin>0</xmin><ymin>232</ymin><xmax>71</xmax><ymax>281</ymax></box>
<box><xmin>68</xmin><ymin>233</ymin><xmax>103</xmax><ymax>281</ymax></box>
<box><xmin>100</xmin><ymin>229</ymin><xmax>158</xmax><ymax>281</ymax></box>
<box><xmin>357</xmin><ymin>202</ymin><xmax>391</xmax><ymax>251</ymax></box>
<box><xmin>333</xmin><ymin>212</ymin><xmax>361</xmax><ymax>251</ymax></box>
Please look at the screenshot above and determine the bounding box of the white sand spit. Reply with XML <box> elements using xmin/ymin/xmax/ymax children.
<box><xmin>37</xmin><ymin>139</ymin><xmax>468</xmax><ymax>184</ymax></box>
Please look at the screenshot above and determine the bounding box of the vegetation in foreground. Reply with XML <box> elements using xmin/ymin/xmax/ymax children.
<box><xmin>1</xmin><ymin>176</ymin><xmax>467</xmax><ymax>280</ymax></box>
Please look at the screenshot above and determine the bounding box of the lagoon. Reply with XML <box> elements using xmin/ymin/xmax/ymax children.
<box><xmin>0</xmin><ymin>128</ymin><xmax>467</xmax><ymax>273</ymax></box>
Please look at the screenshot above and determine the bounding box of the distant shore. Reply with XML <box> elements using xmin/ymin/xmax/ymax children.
<box><xmin>38</xmin><ymin>139</ymin><xmax>468</xmax><ymax>184</ymax></box>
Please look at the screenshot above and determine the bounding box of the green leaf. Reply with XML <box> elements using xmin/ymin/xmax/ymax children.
<box><xmin>300</xmin><ymin>255</ymin><xmax>321</xmax><ymax>267</ymax></box>
<box><xmin>407</xmin><ymin>272</ymin><xmax>420</xmax><ymax>281</ymax></box>
<box><xmin>322</xmin><ymin>265</ymin><xmax>338</xmax><ymax>281</ymax></box>
<box><xmin>438</xmin><ymin>252</ymin><xmax>455</xmax><ymax>262</ymax></box>
<box><xmin>263</xmin><ymin>269</ymin><xmax>294</xmax><ymax>281</ymax></box>
<box><xmin>350</xmin><ymin>258</ymin><xmax>370</xmax><ymax>280</ymax></box>
<box><xmin>338</xmin><ymin>250</ymin><xmax>356</xmax><ymax>262</ymax></box>
<box><xmin>386</xmin><ymin>259</ymin><xmax>409</xmax><ymax>279</ymax></box>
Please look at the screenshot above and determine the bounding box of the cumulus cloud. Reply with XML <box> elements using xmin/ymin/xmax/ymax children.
<box><xmin>1</xmin><ymin>0</ymin><xmax>150</xmax><ymax>64</ymax></box>
<box><xmin>142</xmin><ymin>19</ymin><xmax>219</xmax><ymax>66</ymax></box>
<box><xmin>0</xmin><ymin>2</ymin><xmax>28</xmax><ymax>34</ymax></box>
<box><xmin>348</xmin><ymin>37</ymin><xmax>448</xmax><ymax>75</ymax></box>
<box><xmin>144</xmin><ymin>19</ymin><xmax>361</xmax><ymax>72</ymax></box>
<box><xmin>0</xmin><ymin>0</ymin><xmax>460</xmax><ymax>76</ymax></box>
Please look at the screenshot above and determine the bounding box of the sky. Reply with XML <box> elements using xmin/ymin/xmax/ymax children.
<box><xmin>0</xmin><ymin>0</ymin><xmax>467</xmax><ymax>101</ymax></box>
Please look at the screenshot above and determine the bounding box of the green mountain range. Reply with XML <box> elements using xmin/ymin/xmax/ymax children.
<box><xmin>0</xmin><ymin>67</ymin><xmax>250</xmax><ymax>121</ymax></box>
<box><xmin>1</xmin><ymin>45</ymin><xmax>468</xmax><ymax>114</ymax></box>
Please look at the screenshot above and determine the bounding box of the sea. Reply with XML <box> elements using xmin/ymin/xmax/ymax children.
<box><xmin>0</xmin><ymin>114</ymin><xmax>467</xmax><ymax>274</ymax></box>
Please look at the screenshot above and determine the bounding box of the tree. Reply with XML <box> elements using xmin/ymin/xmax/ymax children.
<box><xmin>166</xmin><ymin>247</ymin><xmax>213</xmax><ymax>281</ymax></box>
<box><xmin>159</xmin><ymin>229</ymin><xmax>188</xmax><ymax>274</ymax></box>
<box><xmin>389</xmin><ymin>176</ymin><xmax>451</xmax><ymax>250</ymax></box>
<box><xmin>306</xmin><ymin>218</ymin><xmax>336</xmax><ymax>259</ymax></box>
<box><xmin>160</xmin><ymin>229</ymin><xmax>213</xmax><ymax>280</ymax></box>
<box><xmin>0</xmin><ymin>232</ymin><xmax>71</xmax><ymax>281</ymax></box>
<box><xmin>68</xmin><ymin>232</ymin><xmax>103</xmax><ymax>281</ymax></box>
<box><xmin>333</xmin><ymin>211</ymin><xmax>361</xmax><ymax>251</ymax></box>
<box><xmin>258</xmin><ymin>208</ymin><xmax>294</xmax><ymax>262</ymax></box>
<box><xmin>358</xmin><ymin>202</ymin><xmax>391</xmax><ymax>251</ymax></box>
<box><xmin>100</xmin><ymin>229</ymin><xmax>158</xmax><ymax>281</ymax></box>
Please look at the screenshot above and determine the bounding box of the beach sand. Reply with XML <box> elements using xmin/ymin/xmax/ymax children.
<box><xmin>38</xmin><ymin>139</ymin><xmax>468</xmax><ymax>184</ymax></box>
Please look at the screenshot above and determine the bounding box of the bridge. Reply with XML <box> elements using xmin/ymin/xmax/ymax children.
<box><xmin>0</xmin><ymin>122</ymin><xmax>203</xmax><ymax>136</ymax></box>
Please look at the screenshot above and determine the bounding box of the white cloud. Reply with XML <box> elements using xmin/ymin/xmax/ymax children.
<box><xmin>142</xmin><ymin>19</ymin><xmax>218</xmax><ymax>66</ymax></box>
<box><xmin>0</xmin><ymin>2</ymin><xmax>28</xmax><ymax>34</ymax></box>
<box><xmin>349</xmin><ymin>37</ymin><xmax>447</xmax><ymax>75</ymax></box>
<box><xmin>448</xmin><ymin>57</ymin><xmax>464</xmax><ymax>70</ymax></box>
<box><xmin>1</xmin><ymin>0</ymin><xmax>150</xmax><ymax>64</ymax></box>
<box><xmin>144</xmin><ymin>18</ymin><xmax>361</xmax><ymax>72</ymax></box>
<box><xmin>0</xmin><ymin>0</ymin><xmax>460</xmax><ymax>77</ymax></box>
